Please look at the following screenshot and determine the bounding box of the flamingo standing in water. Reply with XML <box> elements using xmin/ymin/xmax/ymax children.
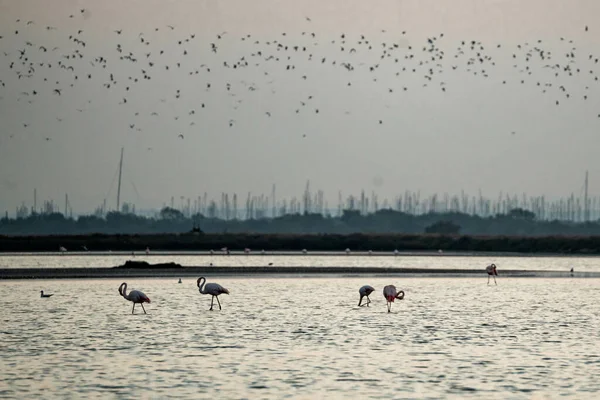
<box><xmin>197</xmin><ymin>277</ymin><xmax>229</xmax><ymax>310</ymax></box>
<box><xmin>383</xmin><ymin>285</ymin><xmax>405</xmax><ymax>313</ymax></box>
<box><xmin>358</xmin><ymin>285</ymin><xmax>375</xmax><ymax>307</ymax></box>
<box><xmin>118</xmin><ymin>282</ymin><xmax>151</xmax><ymax>314</ymax></box>
<box><xmin>486</xmin><ymin>264</ymin><xmax>498</xmax><ymax>285</ymax></box>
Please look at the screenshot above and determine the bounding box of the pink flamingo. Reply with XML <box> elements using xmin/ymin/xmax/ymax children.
<box><xmin>383</xmin><ymin>285</ymin><xmax>405</xmax><ymax>313</ymax></box>
<box><xmin>358</xmin><ymin>285</ymin><xmax>375</xmax><ymax>307</ymax></box>
<box><xmin>197</xmin><ymin>277</ymin><xmax>230</xmax><ymax>310</ymax></box>
<box><xmin>118</xmin><ymin>282</ymin><xmax>151</xmax><ymax>314</ymax></box>
<box><xmin>486</xmin><ymin>264</ymin><xmax>498</xmax><ymax>285</ymax></box>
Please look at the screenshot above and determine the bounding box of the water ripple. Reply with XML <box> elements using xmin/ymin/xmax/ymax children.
<box><xmin>1</xmin><ymin>277</ymin><xmax>600</xmax><ymax>398</ymax></box>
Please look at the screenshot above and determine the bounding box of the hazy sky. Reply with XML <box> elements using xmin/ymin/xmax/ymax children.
<box><xmin>1</xmin><ymin>0</ymin><xmax>600</xmax><ymax>214</ymax></box>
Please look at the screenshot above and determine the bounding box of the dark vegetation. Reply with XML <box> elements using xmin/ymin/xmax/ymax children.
<box><xmin>1</xmin><ymin>232</ymin><xmax>600</xmax><ymax>254</ymax></box>
<box><xmin>2</xmin><ymin>207</ymin><xmax>600</xmax><ymax>254</ymax></box>
<box><xmin>2</xmin><ymin>207</ymin><xmax>600</xmax><ymax>236</ymax></box>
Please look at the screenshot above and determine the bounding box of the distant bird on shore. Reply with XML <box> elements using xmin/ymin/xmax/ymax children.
<box><xmin>197</xmin><ymin>277</ymin><xmax>229</xmax><ymax>310</ymax></box>
<box><xmin>118</xmin><ymin>282</ymin><xmax>151</xmax><ymax>314</ymax></box>
<box><xmin>178</xmin><ymin>278</ymin><xmax>182</xmax><ymax>283</ymax></box>
<box><xmin>40</xmin><ymin>290</ymin><xmax>53</xmax><ymax>298</ymax></box>
<box><xmin>358</xmin><ymin>285</ymin><xmax>375</xmax><ymax>307</ymax></box>
<box><xmin>383</xmin><ymin>285</ymin><xmax>405</xmax><ymax>312</ymax></box>
<box><xmin>486</xmin><ymin>264</ymin><xmax>498</xmax><ymax>285</ymax></box>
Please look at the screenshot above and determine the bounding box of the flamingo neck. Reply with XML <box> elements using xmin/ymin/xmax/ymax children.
<box><xmin>197</xmin><ymin>277</ymin><xmax>206</xmax><ymax>294</ymax></box>
<box><xmin>120</xmin><ymin>283</ymin><xmax>128</xmax><ymax>299</ymax></box>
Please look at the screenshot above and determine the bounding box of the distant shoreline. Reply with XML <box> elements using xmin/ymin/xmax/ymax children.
<box><xmin>1</xmin><ymin>266</ymin><xmax>596</xmax><ymax>280</ymax></box>
<box><xmin>2</xmin><ymin>250</ymin><xmax>600</xmax><ymax>258</ymax></box>
<box><xmin>2</xmin><ymin>232</ymin><xmax>600</xmax><ymax>254</ymax></box>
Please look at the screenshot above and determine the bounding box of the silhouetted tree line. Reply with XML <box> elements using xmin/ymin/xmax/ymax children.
<box><xmin>2</xmin><ymin>231</ymin><xmax>600</xmax><ymax>254</ymax></box>
<box><xmin>1</xmin><ymin>207</ymin><xmax>600</xmax><ymax>236</ymax></box>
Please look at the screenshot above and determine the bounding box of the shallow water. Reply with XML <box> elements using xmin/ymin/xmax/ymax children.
<box><xmin>1</xmin><ymin>253</ymin><xmax>599</xmax><ymax>272</ymax></box>
<box><xmin>1</xmin><ymin>277</ymin><xmax>599</xmax><ymax>399</ymax></box>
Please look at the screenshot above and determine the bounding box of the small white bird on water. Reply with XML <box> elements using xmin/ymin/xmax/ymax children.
<box><xmin>40</xmin><ymin>290</ymin><xmax>53</xmax><ymax>298</ymax></box>
<box><xmin>197</xmin><ymin>277</ymin><xmax>229</xmax><ymax>310</ymax></box>
<box><xmin>358</xmin><ymin>285</ymin><xmax>375</xmax><ymax>307</ymax></box>
<box><xmin>118</xmin><ymin>282</ymin><xmax>151</xmax><ymax>314</ymax></box>
<box><xmin>383</xmin><ymin>285</ymin><xmax>405</xmax><ymax>313</ymax></box>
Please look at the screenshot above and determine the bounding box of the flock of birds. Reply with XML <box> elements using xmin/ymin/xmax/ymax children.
<box><xmin>39</xmin><ymin>264</ymin><xmax>500</xmax><ymax>313</ymax></box>
<box><xmin>1</xmin><ymin>10</ymin><xmax>599</xmax><ymax>145</ymax></box>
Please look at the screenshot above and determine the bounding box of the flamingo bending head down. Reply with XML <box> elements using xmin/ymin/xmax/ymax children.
<box><xmin>119</xmin><ymin>282</ymin><xmax>150</xmax><ymax>314</ymax></box>
<box><xmin>358</xmin><ymin>285</ymin><xmax>375</xmax><ymax>307</ymax></box>
<box><xmin>383</xmin><ymin>285</ymin><xmax>405</xmax><ymax>313</ymax></box>
<box><xmin>197</xmin><ymin>277</ymin><xmax>229</xmax><ymax>310</ymax></box>
<box><xmin>486</xmin><ymin>264</ymin><xmax>498</xmax><ymax>285</ymax></box>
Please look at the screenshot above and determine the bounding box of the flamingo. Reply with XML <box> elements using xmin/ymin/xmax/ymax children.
<box><xmin>383</xmin><ymin>285</ymin><xmax>405</xmax><ymax>313</ymax></box>
<box><xmin>40</xmin><ymin>290</ymin><xmax>53</xmax><ymax>298</ymax></box>
<box><xmin>486</xmin><ymin>264</ymin><xmax>498</xmax><ymax>285</ymax></box>
<box><xmin>358</xmin><ymin>285</ymin><xmax>375</xmax><ymax>307</ymax></box>
<box><xmin>197</xmin><ymin>277</ymin><xmax>229</xmax><ymax>310</ymax></box>
<box><xmin>118</xmin><ymin>282</ymin><xmax>151</xmax><ymax>314</ymax></box>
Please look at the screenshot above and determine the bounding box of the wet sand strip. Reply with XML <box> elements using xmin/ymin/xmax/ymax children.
<box><xmin>1</xmin><ymin>267</ymin><xmax>597</xmax><ymax>280</ymax></box>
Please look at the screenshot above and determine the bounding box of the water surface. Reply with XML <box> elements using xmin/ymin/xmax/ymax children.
<box><xmin>1</xmin><ymin>253</ymin><xmax>597</xmax><ymax>272</ymax></box>
<box><xmin>1</xmin><ymin>277</ymin><xmax>599</xmax><ymax>399</ymax></box>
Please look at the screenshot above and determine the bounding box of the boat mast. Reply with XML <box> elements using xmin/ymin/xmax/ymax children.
<box><xmin>116</xmin><ymin>147</ymin><xmax>124</xmax><ymax>212</ymax></box>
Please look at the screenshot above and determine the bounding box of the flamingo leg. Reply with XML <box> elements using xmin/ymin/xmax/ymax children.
<box><xmin>141</xmin><ymin>303</ymin><xmax>147</xmax><ymax>314</ymax></box>
<box><xmin>487</xmin><ymin>275</ymin><xmax>490</xmax><ymax>285</ymax></box>
<box><xmin>366</xmin><ymin>296</ymin><xmax>371</xmax><ymax>307</ymax></box>
<box><xmin>216</xmin><ymin>295</ymin><xmax>222</xmax><ymax>310</ymax></box>
<box><xmin>387</xmin><ymin>302</ymin><xmax>391</xmax><ymax>313</ymax></box>
<box><xmin>493</xmin><ymin>275</ymin><xmax>497</xmax><ymax>285</ymax></box>
<box><xmin>209</xmin><ymin>295</ymin><xmax>214</xmax><ymax>311</ymax></box>
<box><xmin>132</xmin><ymin>303</ymin><xmax>136</xmax><ymax>314</ymax></box>
<box><xmin>358</xmin><ymin>295</ymin><xmax>364</xmax><ymax>307</ymax></box>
